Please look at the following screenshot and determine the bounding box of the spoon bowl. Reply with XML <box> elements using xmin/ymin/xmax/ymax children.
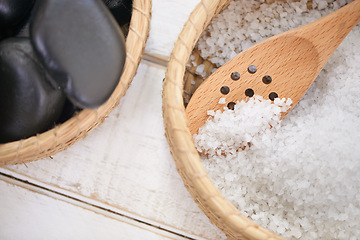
<box><xmin>186</xmin><ymin>0</ymin><xmax>360</xmax><ymax>136</ymax></box>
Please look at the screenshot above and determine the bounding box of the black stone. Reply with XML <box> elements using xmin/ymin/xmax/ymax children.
<box><xmin>0</xmin><ymin>38</ymin><xmax>66</xmax><ymax>143</ymax></box>
<box><xmin>30</xmin><ymin>0</ymin><xmax>126</xmax><ymax>109</ymax></box>
<box><xmin>56</xmin><ymin>99</ymin><xmax>82</xmax><ymax>124</ymax></box>
<box><xmin>102</xmin><ymin>0</ymin><xmax>133</xmax><ymax>26</ymax></box>
<box><xmin>0</xmin><ymin>0</ymin><xmax>34</xmax><ymax>38</ymax></box>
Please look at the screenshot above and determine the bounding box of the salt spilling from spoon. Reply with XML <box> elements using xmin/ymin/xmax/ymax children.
<box><xmin>194</xmin><ymin>95</ymin><xmax>292</xmax><ymax>156</ymax></box>
<box><xmin>186</xmin><ymin>0</ymin><xmax>360</xmax><ymax>137</ymax></box>
<box><xmin>192</xmin><ymin>0</ymin><xmax>360</xmax><ymax>239</ymax></box>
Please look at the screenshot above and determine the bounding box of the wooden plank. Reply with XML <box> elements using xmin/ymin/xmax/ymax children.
<box><xmin>0</xmin><ymin>177</ymin><xmax>189</xmax><ymax>240</ymax></box>
<box><xmin>2</xmin><ymin>62</ymin><xmax>226</xmax><ymax>240</ymax></box>
<box><xmin>144</xmin><ymin>0</ymin><xmax>201</xmax><ymax>61</ymax></box>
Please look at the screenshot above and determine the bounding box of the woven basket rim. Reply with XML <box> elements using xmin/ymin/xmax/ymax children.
<box><xmin>163</xmin><ymin>0</ymin><xmax>284</xmax><ymax>239</ymax></box>
<box><xmin>0</xmin><ymin>0</ymin><xmax>152</xmax><ymax>166</ymax></box>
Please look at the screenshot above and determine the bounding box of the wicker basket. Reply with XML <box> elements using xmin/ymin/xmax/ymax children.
<box><xmin>0</xmin><ymin>0</ymin><xmax>152</xmax><ymax>166</ymax></box>
<box><xmin>163</xmin><ymin>1</ymin><xmax>285</xmax><ymax>239</ymax></box>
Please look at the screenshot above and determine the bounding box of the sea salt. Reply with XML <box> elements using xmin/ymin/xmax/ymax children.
<box><xmin>218</xmin><ymin>97</ymin><xmax>226</xmax><ymax>104</ymax></box>
<box><xmin>195</xmin><ymin>0</ymin><xmax>360</xmax><ymax>239</ymax></box>
<box><xmin>195</xmin><ymin>96</ymin><xmax>292</xmax><ymax>156</ymax></box>
<box><xmin>197</xmin><ymin>0</ymin><xmax>354</xmax><ymax>66</ymax></box>
<box><xmin>195</xmin><ymin>64</ymin><xmax>206</xmax><ymax>77</ymax></box>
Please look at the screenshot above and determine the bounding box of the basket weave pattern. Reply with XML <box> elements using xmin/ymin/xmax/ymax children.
<box><xmin>0</xmin><ymin>0</ymin><xmax>152</xmax><ymax>166</ymax></box>
<box><xmin>163</xmin><ymin>1</ymin><xmax>284</xmax><ymax>239</ymax></box>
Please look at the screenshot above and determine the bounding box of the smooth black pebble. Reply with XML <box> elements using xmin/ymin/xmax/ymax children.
<box><xmin>30</xmin><ymin>0</ymin><xmax>126</xmax><ymax>109</ymax></box>
<box><xmin>0</xmin><ymin>38</ymin><xmax>66</xmax><ymax>143</ymax></box>
<box><xmin>0</xmin><ymin>0</ymin><xmax>34</xmax><ymax>38</ymax></box>
<box><xmin>102</xmin><ymin>0</ymin><xmax>133</xmax><ymax>26</ymax></box>
<box><xmin>56</xmin><ymin>99</ymin><xmax>82</xmax><ymax>124</ymax></box>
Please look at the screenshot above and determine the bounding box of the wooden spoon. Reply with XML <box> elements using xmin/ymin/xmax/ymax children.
<box><xmin>186</xmin><ymin>0</ymin><xmax>360</xmax><ymax>137</ymax></box>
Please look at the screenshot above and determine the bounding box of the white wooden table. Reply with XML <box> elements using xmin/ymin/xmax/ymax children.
<box><xmin>0</xmin><ymin>1</ymin><xmax>227</xmax><ymax>239</ymax></box>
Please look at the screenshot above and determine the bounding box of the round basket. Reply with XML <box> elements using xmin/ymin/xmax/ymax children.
<box><xmin>0</xmin><ymin>0</ymin><xmax>152</xmax><ymax>166</ymax></box>
<box><xmin>163</xmin><ymin>0</ymin><xmax>284</xmax><ymax>239</ymax></box>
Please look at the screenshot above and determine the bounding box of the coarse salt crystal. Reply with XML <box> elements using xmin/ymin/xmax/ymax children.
<box><xmin>195</xmin><ymin>64</ymin><xmax>206</xmax><ymax>78</ymax></box>
<box><xmin>218</xmin><ymin>98</ymin><xmax>226</xmax><ymax>104</ymax></box>
<box><xmin>195</xmin><ymin>0</ymin><xmax>360</xmax><ymax>239</ymax></box>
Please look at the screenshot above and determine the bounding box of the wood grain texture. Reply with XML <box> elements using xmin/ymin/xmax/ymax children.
<box><xmin>0</xmin><ymin>1</ymin><xmax>229</xmax><ymax>239</ymax></box>
<box><xmin>2</xmin><ymin>63</ymin><xmax>226</xmax><ymax>240</ymax></box>
<box><xmin>186</xmin><ymin>0</ymin><xmax>360</xmax><ymax>136</ymax></box>
<box><xmin>0</xmin><ymin>179</ymin><xmax>188</xmax><ymax>240</ymax></box>
<box><xmin>144</xmin><ymin>0</ymin><xmax>201</xmax><ymax>61</ymax></box>
<box><xmin>163</xmin><ymin>0</ymin><xmax>284</xmax><ymax>239</ymax></box>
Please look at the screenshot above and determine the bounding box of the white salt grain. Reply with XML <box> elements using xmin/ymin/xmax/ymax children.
<box><xmin>195</xmin><ymin>64</ymin><xmax>206</xmax><ymax>78</ymax></box>
<box><xmin>195</xmin><ymin>96</ymin><xmax>291</xmax><ymax>156</ymax></box>
<box><xmin>218</xmin><ymin>98</ymin><xmax>226</xmax><ymax>104</ymax></box>
<box><xmin>318</xmin><ymin>0</ymin><xmax>328</xmax><ymax>9</ymax></box>
<box><xmin>195</xmin><ymin>0</ymin><xmax>360</xmax><ymax>239</ymax></box>
<box><xmin>197</xmin><ymin>0</ymin><xmax>354</xmax><ymax>67</ymax></box>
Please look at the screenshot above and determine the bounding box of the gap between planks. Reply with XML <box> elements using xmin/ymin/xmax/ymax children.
<box><xmin>143</xmin><ymin>53</ymin><xmax>169</xmax><ymax>69</ymax></box>
<box><xmin>0</xmin><ymin>55</ymin><xmax>202</xmax><ymax>239</ymax></box>
<box><xmin>0</xmin><ymin>169</ymin><xmax>205</xmax><ymax>240</ymax></box>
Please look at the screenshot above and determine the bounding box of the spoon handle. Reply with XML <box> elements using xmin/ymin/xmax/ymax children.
<box><xmin>185</xmin><ymin>1</ymin><xmax>360</xmax><ymax>137</ymax></box>
<box><xmin>289</xmin><ymin>0</ymin><xmax>360</xmax><ymax>71</ymax></box>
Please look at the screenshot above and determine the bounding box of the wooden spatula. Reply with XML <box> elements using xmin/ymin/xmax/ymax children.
<box><xmin>186</xmin><ymin>0</ymin><xmax>360</xmax><ymax>137</ymax></box>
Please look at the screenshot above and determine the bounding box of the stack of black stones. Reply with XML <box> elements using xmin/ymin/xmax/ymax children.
<box><xmin>0</xmin><ymin>0</ymin><xmax>133</xmax><ymax>143</ymax></box>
